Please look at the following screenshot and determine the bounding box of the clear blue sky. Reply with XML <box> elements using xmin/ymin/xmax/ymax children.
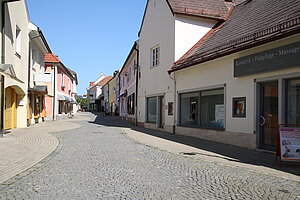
<box><xmin>27</xmin><ymin>0</ymin><xmax>146</xmax><ymax>95</ymax></box>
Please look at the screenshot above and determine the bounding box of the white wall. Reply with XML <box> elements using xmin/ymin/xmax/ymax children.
<box><xmin>138</xmin><ymin>0</ymin><xmax>175</xmax><ymax>126</ymax></box>
<box><xmin>175</xmin><ymin>34</ymin><xmax>300</xmax><ymax>135</ymax></box>
<box><xmin>175</xmin><ymin>15</ymin><xmax>217</xmax><ymax>61</ymax></box>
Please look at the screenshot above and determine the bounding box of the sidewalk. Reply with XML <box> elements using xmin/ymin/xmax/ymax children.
<box><xmin>122</xmin><ymin>127</ymin><xmax>300</xmax><ymax>181</ymax></box>
<box><xmin>0</xmin><ymin>116</ymin><xmax>82</xmax><ymax>184</ymax></box>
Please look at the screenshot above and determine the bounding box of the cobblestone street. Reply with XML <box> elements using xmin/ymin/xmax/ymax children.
<box><xmin>0</xmin><ymin>113</ymin><xmax>299</xmax><ymax>199</ymax></box>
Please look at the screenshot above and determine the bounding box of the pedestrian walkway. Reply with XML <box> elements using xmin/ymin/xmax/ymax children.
<box><xmin>0</xmin><ymin>115</ymin><xmax>82</xmax><ymax>184</ymax></box>
<box><xmin>123</xmin><ymin>127</ymin><xmax>300</xmax><ymax>181</ymax></box>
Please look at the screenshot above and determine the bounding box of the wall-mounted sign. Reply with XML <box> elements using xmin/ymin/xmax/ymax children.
<box><xmin>232</xmin><ymin>97</ymin><xmax>246</xmax><ymax>118</ymax></box>
<box><xmin>234</xmin><ymin>42</ymin><xmax>300</xmax><ymax>77</ymax></box>
<box><xmin>279</xmin><ymin>127</ymin><xmax>300</xmax><ymax>161</ymax></box>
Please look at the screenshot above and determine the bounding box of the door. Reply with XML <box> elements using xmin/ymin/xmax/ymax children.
<box><xmin>4</xmin><ymin>88</ymin><xmax>17</xmax><ymax>130</ymax></box>
<box><xmin>259</xmin><ymin>82</ymin><xmax>278</xmax><ymax>151</ymax></box>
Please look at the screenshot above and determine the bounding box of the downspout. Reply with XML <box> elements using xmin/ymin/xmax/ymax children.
<box><xmin>134</xmin><ymin>45</ymin><xmax>139</xmax><ymax>126</ymax></box>
<box><xmin>52</xmin><ymin>63</ymin><xmax>56</xmax><ymax>120</ymax></box>
<box><xmin>169</xmin><ymin>72</ymin><xmax>176</xmax><ymax>135</ymax></box>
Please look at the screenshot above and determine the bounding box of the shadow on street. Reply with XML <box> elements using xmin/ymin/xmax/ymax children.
<box><xmin>89</xmin><ymin>112</ymin><xmax>300</xmax><ymax>177</ymax></box>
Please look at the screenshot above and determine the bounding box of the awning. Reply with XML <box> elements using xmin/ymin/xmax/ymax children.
<box><xmin>0</xmin><ymin>64</ymin><xmax>24</xmax><ymax>83</ymax></box>
<box><xmin>29</xmin><ymin>85</ymin><xmax>48</xmax><ymax>94</ymax></box>
<box><xmin>57</xmin><ymin>92</ymin><xmax>77</xmax><ymax>104</ymax></box>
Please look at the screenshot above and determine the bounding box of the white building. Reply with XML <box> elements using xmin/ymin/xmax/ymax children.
<box><xmin>28</xmin><ymin>22</ymin><xmax>51</xmax><ymax>124</ymax></box>
<box><xmin>137</xmin><ymin>0</ymin><xmax>240</xmax><ymax>132</ymax></box>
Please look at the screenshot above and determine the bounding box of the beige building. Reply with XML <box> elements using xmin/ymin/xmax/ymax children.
<box><xmin>168</xmin><ymin>0</ymin><xmax>300</xmax><ymax>150</ymax></box>
<box><xmin>108</xmin><ymin>72</ymin><xmax>118</xmax><ymax>115</ymax></box>
<box><xmin>3</xmin><ymin>0</ymin><xmax>29</xmax><ymax>130</ymax></box>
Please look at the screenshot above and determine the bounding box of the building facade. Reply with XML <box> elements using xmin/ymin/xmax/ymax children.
<box><xmin>137</xmin><ymin>0</ymin><xmax>238</xmax><ymax>133</ymax></box>
<box><xmin>44</xmin><ymin>53</ymin><xmax>77</xmax><ymax>120</ymax></box>
<box><xmin>108</xmin><ymin>72</ymin><xmax>118</xmax><ymax>115</ymax></box>
<box><xmin>27</xmin><ymin>22</ymin><xmax>51</xmax><ymax>125</ymax></box>
<box><xmin>119</xmin><ymin>41</ymin><xmax>138</xmax><ymax>123</ymax></box>
<box><xmin>168</xmin><ymin>0</ymin><xmax>300</xmax><ymax>150</ymax></box>
<box><xmin>3</xmin><ymin>0</ymin><xmax>29</xmax><ymax>130</ymax></box>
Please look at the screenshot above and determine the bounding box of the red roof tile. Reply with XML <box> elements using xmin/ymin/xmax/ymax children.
<box><xmin>169</xmin><ymin>0</ymin><xmax>300</xmax><ymax>73</ymax></box>
<box><xmin>167</xmin><ymin>0</ymin><xmax>243</xmax><ymax>20</ymax></box>
<box><xmin>45</xmin><ymin>53</ymin><xmax>60</xmax><ymax>63</ymax></box>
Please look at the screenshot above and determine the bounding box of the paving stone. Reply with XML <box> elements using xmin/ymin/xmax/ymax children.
<box><xmin>0</xmin><ymin>113</ymin><xmax>299</xmax><ymax>199</ymax></box>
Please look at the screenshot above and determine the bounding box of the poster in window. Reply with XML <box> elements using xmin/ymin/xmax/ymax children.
<box><xmin>232</xmin><ymin>97</ymin><xmax>246</xmax><ymax>118</ymax></box>
<box><xmin>168</xmin><ymin>102</ymin><xmax>173</xmax><ymax>116</ymax></box>
<box><xmin>215</xmin><ymin>104</ymin><xmax>224</xmax><ymax>126</ymax></box>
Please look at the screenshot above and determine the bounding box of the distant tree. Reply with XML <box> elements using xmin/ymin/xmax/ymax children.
<box><xmin>76</xmin><ymin>97</ymin><xmax>88</xmax><ymax>106</ymax></box>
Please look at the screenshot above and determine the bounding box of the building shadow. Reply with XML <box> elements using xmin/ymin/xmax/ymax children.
<box><xmin>89</xmin><ymin>112</ymin><xmax>300</xmax><ymax>177</ymax></box>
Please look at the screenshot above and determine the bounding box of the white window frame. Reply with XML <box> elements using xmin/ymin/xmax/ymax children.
<box><xmin>151</xmin><ymin>45</ymin><xmax>160</xmax><ymax>67</ymax></box>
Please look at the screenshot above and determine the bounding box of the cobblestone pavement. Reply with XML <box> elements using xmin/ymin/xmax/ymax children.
<box><xmin>0</xmin><ymin>113</ymin><xmax>299</xmax><ymax>199</ymax></box>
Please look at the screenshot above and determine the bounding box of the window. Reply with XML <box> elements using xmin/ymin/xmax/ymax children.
<box><xmin>127</xmin><ymin>93</ymin><xmax>135</xmax><ymax>115</ymax></box>
<box><xmin>15</xmin><ymin>26</ymin><xmax>21</xmax><ymax>56</ymax></box>
<box><xmin>180</xmin><ymin>88</ymin><xmax>225</xmax><ymax>129</ymax></box>
<box><xmin>61</xmin><ymin>72</ymin><xmax>65</xmax><ymax>87</ymax></box>
<box><xmin>151</xmin><ymin>46</ymin><xmax>160</xmax><ymax>67</ymax></box>
<box><xmin>147</xmin><ymin>97</ymin><xmax>157</xmax><ymax>123</ymax></box>
<box><xmin>286</xmin><ymin>78</ymin><xmax>300</xmax><ymax>124</ymax></box>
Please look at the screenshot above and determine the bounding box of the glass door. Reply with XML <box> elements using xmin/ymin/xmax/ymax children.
<box><xmin>259</xmin><ymin>82</ymin><xmax>278</xmax><ymax>151</ymax></box>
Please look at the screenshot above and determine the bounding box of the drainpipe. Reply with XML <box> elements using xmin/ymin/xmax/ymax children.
<box><xmin>52</xmin><ymin>64</ymin><xmax>56</xmax><ymax>120</ymax></box>
<box><xmin>134</xmin><ymin>44</ymin><xmax>139</xmax><ymax>126</ymax></box>
<box><xmin>169</xmin><ymin>72</ymin><xmax>176</xmax><ymax>134</ymax></box>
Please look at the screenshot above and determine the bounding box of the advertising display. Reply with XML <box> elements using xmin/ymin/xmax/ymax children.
<box><xmin>279</xmin><ymin>127</ymin><xmax>300</xmax><ymax>161</ymax></box>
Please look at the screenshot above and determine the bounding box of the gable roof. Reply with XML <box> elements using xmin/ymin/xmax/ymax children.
<box><xmin>138</xmin><ymin>0</ymin><xmax>243</xmax><ymax>36</ymax></box>
<box><xmin>98</xmin><ymin>76</ymin><xmax>113</xmax><ymax>86</ymax></box>
<box><xmin>169</xmin><ymin>0</ymin><xmax>300</xmax><ymax>73</ymax></box>
<box><xmin>167</xmin><ymin>0</ymin><xmax>242</xmax><ymax>20</ymax></box>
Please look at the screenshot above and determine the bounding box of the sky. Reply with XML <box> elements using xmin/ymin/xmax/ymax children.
<box><xmin>26</xmin><ymin>0</ymin><xmax>147</xmax><ymax>95</ymax></box>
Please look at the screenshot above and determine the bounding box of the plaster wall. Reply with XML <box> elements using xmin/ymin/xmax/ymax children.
<box><xmin>175</xmin><ymin>15</ymin><xmax>217</xmax><ymax>61</ymax></box>
<box><xmin>138</xmin><ymin>0</ymin><xmax>175</xmax><ymax>126</ymax></box>
<box><xmin>174</xmin><ymin>34</ymin><xmax>300</xmax><ymax>149</ymax></box>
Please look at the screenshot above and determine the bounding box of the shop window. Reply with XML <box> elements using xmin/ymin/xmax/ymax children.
<box><xmin>286</xmin><ymin>78</ymin><xmax>300</xmax><ymax>124</ymax></box>
<box><xmin>232</xmin><ymin>97</ymin><xmax>246</xmax><ymax>118</ymax></box>
<box><xmin>180</xmin><ymin>92</ymin><xmax>199</xmax><ymax>126</ymax></box>
<box><xmin>147</xmin><ymin>97</ymin><xmax>157</xmax><ymax>123</ymax></box>
<box><xmin>179</xmin><ymin>88</ymin><xmax>225</xmax><ymax>129</ymax></box>
<box><xmin>200</xmin><ymin>89</ymin><xmax>224</xmax><ymax>128</ymax></box>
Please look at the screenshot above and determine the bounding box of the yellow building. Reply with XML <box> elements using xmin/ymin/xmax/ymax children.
<box><xmin>108</xmin><ymin>72</ymin><xmax>118</xmax><ymax>115</ymax></box>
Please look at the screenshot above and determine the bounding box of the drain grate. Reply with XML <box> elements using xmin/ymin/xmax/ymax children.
<box><xmin>181</xmin><ymin>152</ymin><xmax>197</xmax><ymax>156</ymax></box>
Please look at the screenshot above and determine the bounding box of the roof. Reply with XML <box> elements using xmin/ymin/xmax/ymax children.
<box><xmin>45</xmin><ymin>53</ymin><xmax>60</xmax><ymax>63</ymax></box>
<box><xmin>97</xmin><ymin>76</ymin><xmax>113</xmax><ymax>86</ymax></box>
<box><xmin>68</xmin><ymin>68</ymin><xmax>78</xmax><ymax>85</ymax></box>
<box><xmin>167</xmin><ymin>0</ymin><xmax>242</xmax><ymax>20</ymax></box>
<box><xmin>119</xmin><ymin>41</ymin><xmax>138</xmax><ymax>75</ymax></box>
<box><xmin>169</xmin><ymin>0</ymin><xmax>300</xmax><ymax>73</ymax></box>
<box><xmin>138</xmin><ymin>0</ymin><xmax>243</xmax><ymax>36</ymax></box>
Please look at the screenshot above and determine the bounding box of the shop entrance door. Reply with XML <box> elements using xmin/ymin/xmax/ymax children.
<box><xmin>259</xmin><ymin>82</ymin><xmax>278</xmax><ymax>151</ymax></box>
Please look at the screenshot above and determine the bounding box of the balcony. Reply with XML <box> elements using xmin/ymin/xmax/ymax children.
<box><xmin>34</xmin><ymin>73</ymin><xmax>52</xmax><ymax>83</ymax></box>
